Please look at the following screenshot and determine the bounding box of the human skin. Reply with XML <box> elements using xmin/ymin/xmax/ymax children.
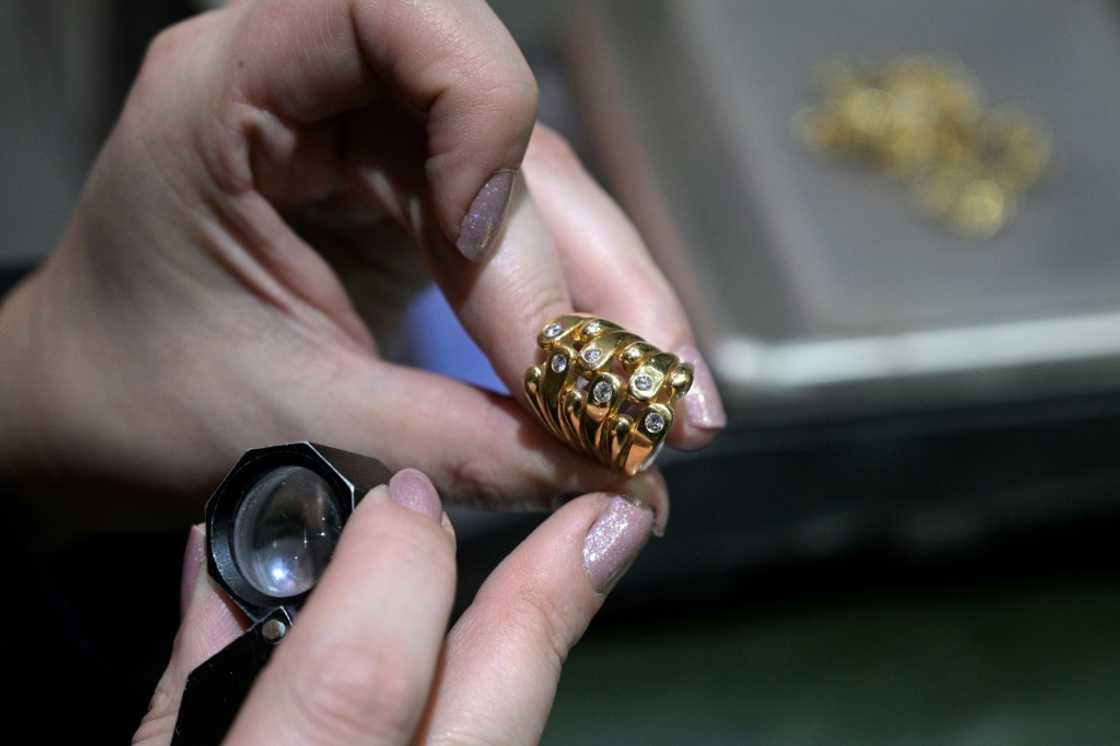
<box><xmin>0</xmin><ymin>0</ymin><xmax>725</xmax><ymax>527</ymax></box>
<box><xmin>136</xmin><ymin>470</ymin><xmax>657</xmax><ymax>745</ymax></box>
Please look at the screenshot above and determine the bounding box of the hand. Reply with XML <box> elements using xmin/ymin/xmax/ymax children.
<box><xmin>0</xmin><ymin>0</ymin><xmax>725</xmax><ymax>521</ymax></box>
<box><xmin>134</xmin><ymin>469</ymin><xmax>655</xmax><ymax>744</ymax></box>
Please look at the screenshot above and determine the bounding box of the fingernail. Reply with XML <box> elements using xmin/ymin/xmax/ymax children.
<box><xmin>676</xmin><ymin>345</ymin><xmax>727</xmax><ymax>430</ymax></box>
<box><xmin>388</xmin><ymin>468</ymin><xmax>443</xmax><ymax>522</ymax></box>
<box><xmin>456</xmin><ymin>169</ymin><xmax>516</xmax><ymax>261</ymax></box>
<box><xmin>180</xmin><ymin>524</ymin><xmax>207</xmax><ymax>620</ymax></box>
<box><xmin>583</xmin><ymin>496</ymin><xmax>654</xmax><ymax>593</ymax></box>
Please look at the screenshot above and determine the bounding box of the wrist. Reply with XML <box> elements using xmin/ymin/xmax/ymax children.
<box><xmin>0</xmin><ymin>239</ymin><xmax>112</xmax><ymax>489</ymax></box>
<box><xmin>0</xmin><ymin>247</ymin><xmax>203</xmax><ymax>534</ymax></box>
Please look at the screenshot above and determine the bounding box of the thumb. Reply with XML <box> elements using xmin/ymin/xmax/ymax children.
<box><xmin>132</xmin><ymin>525</ymin><xmax>248</xmax><ymax>745</ymax></box>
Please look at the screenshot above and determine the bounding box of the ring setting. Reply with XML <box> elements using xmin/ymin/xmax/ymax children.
<box><xmin>523</xmin><ymin>314</ymin><xmax>693</xmax><ymax>475</ymax></box>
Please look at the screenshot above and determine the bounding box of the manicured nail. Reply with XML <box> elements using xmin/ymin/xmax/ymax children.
<box><xmin>676</xmin><ymin>345</ymin><xmax>727</xmax><ymax>430</ymax></box>
<box><xmin>388</xmin><ymin>468</ymin><xmax>443</xmax><ymax>522</ymax></box>
<box><xmin>583</xmin><ymin>496</ymin><xmax>654</xmax><ymax>593</ymax></box>
<box><xmin>456</xmin><ymin>169</ymin><xmax>516</xmax><ymax>261</ymax></box>
<box><xmin>180</xmin><ymin>524</ymin><xmax>207</xmax><ymax>620</ymax></box>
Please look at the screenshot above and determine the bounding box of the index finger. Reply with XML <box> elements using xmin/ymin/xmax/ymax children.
<box><xmin>425</xmin><ymin>127</ymin><xmax>724</xmax><ymax>457</ymax></box>
<box><xmin>217</xmin><ymin>0</ymin><xmax>537</xmax><ymax>258</ymax></box>
<box><xmin>418</xmin><ymin>492</ymin><xmax>655</xmax><ymax>744</ymax></box>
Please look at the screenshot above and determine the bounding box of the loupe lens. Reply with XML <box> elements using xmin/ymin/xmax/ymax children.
<box><xmin>233</xmin><ymin>465</ymin><xmax>342</xmax><ymax>598</ymax></box>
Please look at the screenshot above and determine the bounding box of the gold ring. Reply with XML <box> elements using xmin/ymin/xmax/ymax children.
<box><xmin>523</xmin><ymin>314</ymin><xmax>693</xmax><ymax>476</ymax></box>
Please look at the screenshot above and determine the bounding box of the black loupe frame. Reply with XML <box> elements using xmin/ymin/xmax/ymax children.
<box><xmin>174</xmin><ymin>442</ymin><xmax>391</xmax><ymax>745</ymax></box>
<box><xmin>206</xmin><ymin>441</ymin><xmax>392</xmax><ymax>622</ymax></box>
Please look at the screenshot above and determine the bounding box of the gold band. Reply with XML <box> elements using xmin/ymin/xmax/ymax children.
<box><xmin>524</xmin><ymin>314</ymin><xmax>693</xmax><ymax>476</ymax></box>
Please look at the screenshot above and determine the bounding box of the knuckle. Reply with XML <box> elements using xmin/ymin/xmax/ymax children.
<box><xmin>142</xmin><ymin>25</ymin><xmax>184</xmax><ymax>68</ymax></box>
<box><xmin>493</xmin><ymin>582</ymin><xmax>574</xmax><ymax>675</ymax></box>
<box><xmin>501</xmin><ymin>72</ymin><xmax>540</xmax><ymax>128</ymax></box>
<box><xmin>459</xmin><ymin>54</ymin><xmax>540</xmax><ymax>124</ymax></box>
<box><xmin>480</xmin><ymin>73</ymin><xmax>539</xmax><ymax>121</ymax></box>
<box><xmin>125</xmin><ymin>12</ymin><xmax>251</xmax><ymax>195</ymax></box>
<box><xmin>445</xmin><ymin>447</ymin><xmax>522</xmax><ymax>509</ymax></box>
<box><xmin>286</xmin><ymin>643</ymin><xmax>421</xmax><ymax>742</ymax></box>
<box><xmin>141</xmin><ymin>13</ymin><xmax>213</xmax><ymax>74</ymax></box>
<box><xmin>124</xmin><ymin>20</ymin><xmax>203</xmax><ymax>135</ymax></box>
<box><xmin>442</xmin><ymin>61</ymin><xmax>537</xmax><ymax>160</ymax></box>
<box><xmin>129</xmin><ymin>26</ymin><xmax>188</xmax><ymax>110</ymax></box>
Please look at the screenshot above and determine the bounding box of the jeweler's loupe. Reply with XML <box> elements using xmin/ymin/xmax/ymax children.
<box><xmin>171</xmin><ymin>442</ymin><xmax>390</xmax><ymax>746</ymax></box>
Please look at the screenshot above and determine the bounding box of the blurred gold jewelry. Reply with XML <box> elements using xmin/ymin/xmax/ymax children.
<box><xmin>795</xmin><ymin>55</ymin><xmax>1051</xmax><ymax>238</ymax></box>
<box><xmin>524</xmin><ymin>314</ymin><xmax>693</xmax><ymax>476</ymax></box>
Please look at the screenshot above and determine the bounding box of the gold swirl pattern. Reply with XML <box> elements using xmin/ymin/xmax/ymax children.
<box><xmin>523</xmin><ymin>314</ymin><xmax>694</xmax><ymax>476</ymax></box>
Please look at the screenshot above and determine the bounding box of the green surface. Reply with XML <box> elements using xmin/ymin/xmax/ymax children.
<box><xmin>544</xmin><ymin>582</ymin><xmax>1120</xmax><ymax>745</ymax></box>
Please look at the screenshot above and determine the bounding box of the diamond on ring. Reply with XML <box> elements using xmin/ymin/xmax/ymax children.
<box><xmin>592</xmin><ymin>380</ymin><xmax>614</xmax><ymax>404</ymax></box>
<box><xmin>550</xmin><ymin>353</ymin><xmax>568</xmax><ymax>373</ymax></box>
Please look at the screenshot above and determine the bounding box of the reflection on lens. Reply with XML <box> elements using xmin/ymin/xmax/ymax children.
<box><xmin>233</xmin><ymin>465</ymin><xmax>342</xmax><ymax>598</ymax></box>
